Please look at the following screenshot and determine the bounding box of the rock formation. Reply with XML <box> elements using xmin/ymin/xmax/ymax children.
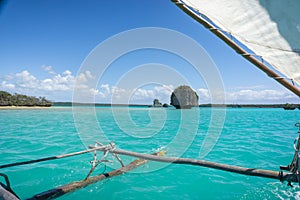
<box><xmin>152</xmin><ymin>99</ymin><xmax>162</xmax><ymax>107</ymax></box>
<box><xmin>170</xmin><ymin>85</ymin><xmax>198</xmax><ymax>109</ymax></box>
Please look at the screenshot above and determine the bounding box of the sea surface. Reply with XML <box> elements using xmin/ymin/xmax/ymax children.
<box><xmin>1</xmin><ymin>106</ymin><xmax>300</xmax><ymax>199</ymax></box>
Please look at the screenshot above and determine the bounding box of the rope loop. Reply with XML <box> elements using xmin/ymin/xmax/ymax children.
<box><xmin>85</xmin><ymin>142</ymin><xmax>124</xmax><ymax>179</ymax></box>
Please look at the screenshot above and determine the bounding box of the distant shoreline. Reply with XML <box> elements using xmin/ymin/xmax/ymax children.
<box><xmin>53</xmin><ymin>102</ymin><xmax>149</xmax><ymax>107</ymax></box>
<box><xmin>198</xmin><ymin>103</ymin><xmax>300</xmax><ymax>108</ymax></box>
<box><xmin>1</xmin><ymin>102</ymin><xmax>299</xmax><ymax>109</ymax></box>
<box><xmin>52</xmin><ymin>102</ymin><xmax>300</xmax><ymax>109</ymax></box>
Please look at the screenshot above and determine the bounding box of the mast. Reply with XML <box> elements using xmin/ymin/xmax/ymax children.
<box><xmin>172</xmin><ymin>0</ymin><xmax>300</xmax><ymax>98</ymax></box>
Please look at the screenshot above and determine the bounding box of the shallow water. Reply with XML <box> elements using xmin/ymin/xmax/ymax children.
<box><xmin>1</xmin><ymin>107</ymin><xmax>300</xmax><ymax>199</ymax></box>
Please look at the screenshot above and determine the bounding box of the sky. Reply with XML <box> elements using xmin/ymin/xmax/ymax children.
<box><xmin>0</xmin><ymin>0</ymin><xmax>299</xmax><ymax>104</ymax></box>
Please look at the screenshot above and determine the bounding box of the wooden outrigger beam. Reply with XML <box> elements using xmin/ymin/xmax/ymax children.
<box><xmin>10</xmin><ymin>143</ymin><xmax>297</xmax><ymax>199</ymax></box>
<box><xmin>27</xmin><ymin>151</ymin><xmax>166</xmax><ymax>200</ymax></box>
<box><xmin>171</xmin><ymin>0</ymin><xmax>300</xmax><ymax>98</ymax></box>
<box><xmin>94</xmin><ymin>147</ymin><xmax>298</xmax><ymax>183</ymax></box>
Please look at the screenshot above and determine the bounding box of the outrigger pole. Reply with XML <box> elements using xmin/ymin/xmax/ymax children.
<box><xmin>27</xmin><ymin>144</ymin><xmax>298</xmax><ymax>199</ymax></box>
<box><xmin>2</xmin><ymin>143</ymin><xmax>296</xmax><ymax>184</ymax></box>
<box><xmin>87</xmin><ymin>144</ymin><xmax>297</xmax><ymax>183</ymax></box>
<box><xmin>1</xmin><ymin>142</ymin><xmax>297</xmax><ymax>199</ymax></box>
<box><xmin>171</xmin><ymin>0</ymin><xmax>300</xmax><ymax>98</ymax></box>
<box><xmin>0</xmin><ymin>146</ymin><xmax>107</xmax><ymax>169</ymax></box>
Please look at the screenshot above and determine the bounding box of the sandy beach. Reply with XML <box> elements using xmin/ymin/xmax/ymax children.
<box><xmin>0</xmin><ymin>106</ymin><xmax>53</xmax><ymax>110</ymax></box>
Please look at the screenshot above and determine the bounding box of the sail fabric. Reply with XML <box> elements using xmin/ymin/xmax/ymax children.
<box><xmin>181</xmin><ymin>0</ymin><xmax>300</xmax><ymax>86</ymax></box>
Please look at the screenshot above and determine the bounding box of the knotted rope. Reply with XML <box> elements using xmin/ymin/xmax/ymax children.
<box><xmin>85</xmin><ymin>142</ymin><xmax>124</xmax><ymax>179</ymax></box>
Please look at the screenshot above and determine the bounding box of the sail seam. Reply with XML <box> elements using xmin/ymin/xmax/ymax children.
<box><xmin>239</xmin><ymin>37</ymin><xmax>300</xmax><ymax>54</ymax></box>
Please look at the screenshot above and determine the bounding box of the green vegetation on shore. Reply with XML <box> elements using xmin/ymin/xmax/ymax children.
<box><xmin>53</xmin><ymin>102</ymin><xmax>149</xmax><ymax>107</ymax></box>
<box><xmin>0</xmin><ymin>91</ymin><xmax>52</xmax><ymax>107</ymax></box>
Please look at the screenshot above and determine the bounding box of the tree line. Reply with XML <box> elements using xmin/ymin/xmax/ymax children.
<box><xmin>0</xmin><ymin>91</ymin><xmax>52</xmax><ymax>107</ymax></box>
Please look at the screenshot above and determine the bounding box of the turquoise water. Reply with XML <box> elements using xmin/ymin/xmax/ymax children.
<box><xmin>1</xmin><ymin>107</ymin><xmax>300</xmax><ymax>199</ymax></box>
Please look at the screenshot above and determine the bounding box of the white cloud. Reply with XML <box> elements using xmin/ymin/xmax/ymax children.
<box><xmin>130</xmin><ymin>85</ymin><xmax>174</xmax><ymax>104</ymax></box>
<box><xmin>15</xmin><ymin>70</ymin><xmax>38</xmax><ymax>88</ymax></box>
<box><xmin>132</xmin><ymin>88</ymin><xmax>155</xmax><ymax>100</ymax></box>
<box><xmin>1</xmin><ymin>68</ymin><xmax>298</xmax><ymax>104</ymax></box>
<box><xmin>85</xmin><ymin>70</ymin><xmax>94</xmax><ymax>79</ymax></box>
<box><xmin>63</xmin><ymin>70</ymin><xmax>72</xmax><ymax>76</ymax></box>
<box><xmin>1</xmin><ymin>81</ymin><xmax>15</xmax><ymax>90</ymax></box>
<box><xmin>93</xmin><ymin>84</ymin><xmax>175</xmax><ymax>104</ymax></box>
<box><xmin>111</xmin><ymin>86</ymin><xmax>130</xmax><ymax>101</ymax></box>
<box><xmin>100</xmin><ymin>84</ymin><xmax>110</xmax><ymax>94</ymax></box>
<box><xmin>93</xmin><ymin>85</ymin><xmax>298</xmax><ymax>104</ymax></box>
<box><xmin>42</xmin><ymin>65</ymin><xmax>56</xmax><ymax>75</ymax></box>
<box><xmin>0</xmin><ymin>69</ymin><xmax>97</xmax><ymax>102</ymax></box>
<box><xmin>226</xmin><ymin>89</ymin><xmax>297</xmax><ymax>103</ymax></box>
<box><xmin>197</xmin><ymin>88</ymin><xmax>210</xmax><ymax>103</ymax></box>
<box><xmin>195</xmin><ymin>87</ymin><xmax>298</xmax><ymax>104</ymax></box>
<box><xmin>89</xmin><ymin>88</ymin><xmax>100</xmax><ymax>96</ymax></box>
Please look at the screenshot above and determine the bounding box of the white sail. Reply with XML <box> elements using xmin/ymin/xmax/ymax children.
<box><xmin>181</xmin><ymin>0</ymin><xmax>300</xmax><ymax>86</ymax></box>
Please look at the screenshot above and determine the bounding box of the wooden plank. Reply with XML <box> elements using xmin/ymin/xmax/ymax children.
<box><xmin>27</xmin><ymin>151</ymin><xmax>166</xmax><ymax>200</ymax></box>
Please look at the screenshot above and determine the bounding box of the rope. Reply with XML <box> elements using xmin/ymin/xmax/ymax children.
<box><xmin>84</xmin><ymin>142</ymin><xmax>125</xmax><ymax>179</ymax></box>
<box><xmin>280</xmin><ymin>123</ymin><xmax>300</xmax><ymax>187</ymax></box>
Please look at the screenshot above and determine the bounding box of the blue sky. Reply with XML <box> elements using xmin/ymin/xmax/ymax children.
<box><xmin>0</xmin><ymin>0</ymin><xmax>298</xmax><ymax>104</ymax></box>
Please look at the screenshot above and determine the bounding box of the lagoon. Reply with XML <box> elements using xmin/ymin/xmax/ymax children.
<box><xmin>1</xmin><ymin>107</ymin><xmax>300</xmax><ymax>199</ymax></box>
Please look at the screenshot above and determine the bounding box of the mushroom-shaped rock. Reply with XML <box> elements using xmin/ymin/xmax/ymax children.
<box><xmin>170</xmin><ymin>85</ymin><xmax>199</xmax><ymax>109</ymax></box>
